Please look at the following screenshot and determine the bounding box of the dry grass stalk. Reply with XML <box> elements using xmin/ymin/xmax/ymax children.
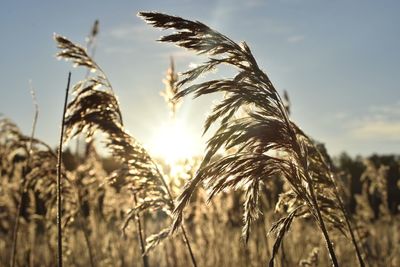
<box><xmin>76</xmin><ymin>20</ymin><xmax>100</xmax><ymax>157</ymax></box>
<box><xmin>86</xmin><ymin>20</ymin><xmax>99</xmax><ymax>58</ymax></box>
<box><xmin>138</xmin><ymin>11</ymin><xmax>366</xmax><ymax>267</ymax></box>
<box><xmin>55</xmin><ymin>34</ymin><xmax>150</xmax><ymax>267</ymax></box>
<box><xmin>56</xmin><ymin>72</ymin><xmax>72</xmax><ymax>267</ymax></box>
<box><xmin>10</xmin><ymin>83</ymin><xmax>39</xmax><ymax>267</ymax></box>
<box><xmin>161</xmin><ymin>57</ymin><xmax>181</xmax><ymax>118</ymax></box>
<box><xmin>54</xmin><ymin>34</ymin><xmax>197</xmax><ymax>267</ymax></box>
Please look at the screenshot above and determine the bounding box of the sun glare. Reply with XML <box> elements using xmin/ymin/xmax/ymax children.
<box><xmin>147</xmin><ymin>120</ymin><xmax>199</xmax><ymax>164</ymax></box>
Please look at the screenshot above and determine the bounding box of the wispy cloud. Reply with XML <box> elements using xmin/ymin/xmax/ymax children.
<box><xmin>106</xmin><ymin>23</ymin><xmax>154</xmax><ymax>41</ymax></box>
<box><xmin>351</xmin><ymin>120</ymin><xmax>400</xmax><ymax>140</ymax></box>
<box><xmin>345</xmin><ymin>101</ymin><xmax>400</xmax><ymax>141</ymax></box>
<box><xmin>101</xmin><ymin>23</ymin><xmax>159</xmax><ymax>54</ymax></box>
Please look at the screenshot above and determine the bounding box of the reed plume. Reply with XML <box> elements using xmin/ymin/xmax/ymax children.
<box><xmin>54</xmin><ymin>34</ymin><xmax>197</xmax><ymax>266</ymax></box>
<box><xmin>139</xmin><ymin>11</ymin><xmax>364</xmax><ymax>266</ymax></box>
<box><xmin>161</xmin><ymin>57</ymin><xmax>181</xmax><ymax>118</ymax></box>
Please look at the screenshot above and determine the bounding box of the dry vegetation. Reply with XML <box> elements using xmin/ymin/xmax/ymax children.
<box><xmin>0</xmin><ymin>12</ymin><xmax>399</xmax><ymax>267</ymax></box>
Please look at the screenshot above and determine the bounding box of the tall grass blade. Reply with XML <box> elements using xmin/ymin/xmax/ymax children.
<box><xmin>56</xmin><ymin>72</ymin><xmax>71</xmax><ymax>267</ymax></box>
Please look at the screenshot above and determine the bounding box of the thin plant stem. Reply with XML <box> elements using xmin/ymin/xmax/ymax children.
<box><xmin>353</xmin><ymin>222</ymin><xmax>369</xmax><ymax>265</ymax></box>
<box><xmin>10</xmin><ymin>185</ymin><xmax>24</xmax><ymax>267</ymax></box>
<box><xmin>132</xmin><ymin>194</ymin><xmax>149</xmax><ymax>267</ymax></box>
<box><xmin>28</xmin><ymin>81</ymin><xmax>39</xmax><ymax>155</ymax></box>
<box><xmin>28</xmin><ymin>81</ymin><xmax>39</xmax><ymax>267</ymax></box>
<box><xmin>283</xmin><ymin>86</ymin><xmax>362</xmax><ymax>266</ymax></box>
<box><xmin>340</xmin><ymin>203</ymin><xmax>365</xmax><ymax>267</ymax></box>
<box><xmin>294</xmin><ymin>141</ymin><xmax>340</xmax><ymax>267</ymax></box>
<box><xmin>275</xmin><ymin>90</ymin><xmax>339</xmax><ymax>267</ymax></box>
<box><xmin>56</xmin><ymin>72</ymin><xmax>72</xmax><ymax>267</ymax></box>
<box><xmin>10</xmin><ymin>82</ymin><xmax>39</xmax><ymax>267</ymax></box>
<box><xmin>76</xmin><ymin>190</ymin><xmax>95</xmax><ymax>267</ymax></box>
<box><xmin>180</xmin><ymin>227</ymin><xmax>197</xmax><ymax>267</ymax></box>
<box><xmin>308</xmin><ymin>181</ymin><xmax>339</xmax><ymax>267</ymax></box>
<box><xmin>319</xmin><ymin>157</ymin><xmax>366</xmax><ymax>267</ymax></box>
<box><xmin>117</xmin><ymin>109</ymin><xmax>149</xmax><ymax>267</ymax></box>
<box><xmin>29</xmin><ymin>195</ymin><xmax>37</xmax><ymax>267</ymax></box>
<box><xmin>293</xmin><ymin>140</ymin><xmax>339</xmax><ymax>267</ymax></box>
<box><xmin>332</xmin><ymin>185</ymin><xmax>365</xmax><ymax>267</ymax></box>
<box><xmin>81</xmin><ymin>223</ymin><xmax>95</xmax><ymax>267</ymax></box>
<box><xmin>151</xmin><ymin>159</ymin><xmax>198</xmax><ymax>267</ymax></box>
<box><xmin>280</xmin><ymin>240</ymin><xmax>287</xmax><ymax>267</ymax></box>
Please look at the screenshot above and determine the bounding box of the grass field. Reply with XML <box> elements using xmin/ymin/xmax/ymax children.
<box><xmin>0</xmin><ymin>11</ymin><xmax>399</xmax><ymax>267</ymax></box>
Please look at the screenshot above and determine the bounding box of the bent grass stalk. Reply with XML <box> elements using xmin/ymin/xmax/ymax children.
<box><xmin>279</xmin><ymin>103</ymin><xmax>339</xmax><ymax>267</ymax></box>
<box><xmin>56</xmin><ymin>72</ymin><xmax>71</xmax><ymax>267</ymax></box>
<box><xmin>138</xmin><ymin>12</ymin><xmax>363</xmax><ymax>267</ymax></box>
<box><xmin>54</xmin><ymin>33</ymin><xmax>198</xmax><ymax>267</ymax></box>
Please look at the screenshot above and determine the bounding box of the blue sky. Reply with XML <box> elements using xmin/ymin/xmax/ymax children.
<box><xmin>1</xmin><ymin>0</ymin><xmax>399</xmax><ymax>156</ymax></box>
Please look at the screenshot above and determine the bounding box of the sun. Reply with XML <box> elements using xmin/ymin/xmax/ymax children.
<box><xmin>147</xmin><ymin>120</ymin><xmax>199</xmax><ymax>164</ymax></box>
